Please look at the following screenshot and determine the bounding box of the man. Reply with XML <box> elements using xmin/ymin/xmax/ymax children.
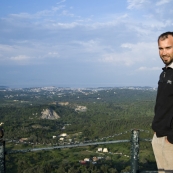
<box><xmin>152</xmin><ymin>31</ymin><xmax>173</xmax><ymax>172</ymax></box>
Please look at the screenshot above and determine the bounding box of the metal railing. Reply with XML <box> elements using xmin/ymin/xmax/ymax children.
<box><xmin>0</xmin><ymin>129</ymin><xmax>156</xmax><ymax>173</ymax></box>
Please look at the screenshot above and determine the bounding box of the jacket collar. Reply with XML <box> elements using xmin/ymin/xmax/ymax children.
<box><xmin>162</xmin><ymin>62</ymin><xmax>173</xmax><ymax>70</ymax></box>
<box><xmin>167</xmin><ymin>62</ymin><xmax>173</xmax><ymax>69</ymax></box>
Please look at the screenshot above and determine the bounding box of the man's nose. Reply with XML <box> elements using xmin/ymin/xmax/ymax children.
<box><xmin>162</xmin><ymin>49</ymin><xmax>167</xmax><ymax>55</ymax></box>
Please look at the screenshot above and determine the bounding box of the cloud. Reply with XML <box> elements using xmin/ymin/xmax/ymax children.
<box><xmin>10</xmin><ymin>55</ymin><xmax>29</xmax><ymax>61</ymax></box>
<box><xmin>56</xmin><ymin>0</ymin><xmax>66</xmax><ymax>5</ymax></box>
<box><xmin>73</xmin><ymin>39</ymin><xmax>107</xmax><ymax>53</ymax></box>
<box><xmin>47</xmin><ymin>52</ymin><xmax>59</xmax><ymax>58</ymax></box>
<box><xmin>127</xmin><ymin>0</ymin><xmax>150</xmax><ymax>9</ymax></box>
<box><xmin>0</xmin><ymin>1</ymin><xmax>168</xmax><ymax>68</ymax></box>
<box><xmin>11</xmin><ymin>6</ymin><xmax>65</xmax><ymax>20</ymax></box>
<box><xmin>137</xmin><ymin>66</ymin><xmax>161</xmax><ymax>71</ymax></box>
<box><xmin>51</xmin><ymin>22</ymin><xmax>78</xmax><ymax>29</ymax></box>
<box><xmin>99</xmin><ymin>41</ymin><xmax>158</xmax><ymax>66</ymax></box>
<box><xmin>1</xmin><ymin>0</ymin><xmax>172</xmax><ymax>87</ymax></box>
<box><xmin>10</xmin><ymin>13</ymin><xmax>33</xmax><ymax>19</ymax></box>
<box><xmin>61</xmin><ymin>10</ymin><xmax>74</xmax><ymax>17</ymax></box>
<box><xmin>156</xmin><ymin>0</ymin><xmax>171</xmax><ymax>6</ymax></box>
<box><xmin>99</xmin><ymin>53</ymin><xmax>134</xmax><ymax>66</ymax></box>
<box><xmin>0</xmin><ymin>42</ymin><xmax>60</xmax><ymax>65</ymax></box>
<box><xmin>3</xmin><ymin>3</ymin><xmax>66</xmax><ymax>22</ymax></box>
<box><xmin>126</xmin><ymin>0</ymin><xmax>173</xmax><ymax>31</ymax></box>
<box><xmin>121</xmin><ymin>43</ymin><xmax>133</xmax><ymax>49</ymax></box>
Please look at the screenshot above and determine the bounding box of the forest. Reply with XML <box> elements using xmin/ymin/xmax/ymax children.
<box><xmin>0</xmin><ymin>86</ymin><xmax>158</xmax><ymax>172</ymax></box>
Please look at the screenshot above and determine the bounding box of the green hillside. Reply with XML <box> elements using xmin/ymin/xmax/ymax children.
<box><xmin>0</xmin><ymin>87</ymin><xmax>157</xmax><ymax>172</ymax></box>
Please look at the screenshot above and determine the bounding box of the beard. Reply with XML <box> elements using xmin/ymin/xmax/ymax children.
<box><xmin>162</xmin><ymin>57</ymin><xmax>173</xmax><ymax>66</ymax></box>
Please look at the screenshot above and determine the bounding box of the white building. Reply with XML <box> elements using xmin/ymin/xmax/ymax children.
<box><xmin>103</xmin><ymin>148</ymin><xmax>108</xmax><ymax>153</ymax></box>
<box><xmin>59</xmin><ymin>138</ymin><xmax>64</xmax><ymax>141</ymax></box>
<box><xmin>84</xmin><ymin>158</ymin><xmax>90</xmax><ymax>162</ymax></box>
<box><xmin>60</xmin><ymin>133</ymin><xmax>67</xmax><ymax>137</ymax></box>
<box><xmin>98</xmin><ymin>148</ymin><xmax>102</xmax><ymax>152</ymax></box>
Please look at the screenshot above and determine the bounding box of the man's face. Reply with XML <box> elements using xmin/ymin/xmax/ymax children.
<box><xmin>158</xmin><ymin>35</ymin><xmax>173</xmax><ymax>66</ymax></box>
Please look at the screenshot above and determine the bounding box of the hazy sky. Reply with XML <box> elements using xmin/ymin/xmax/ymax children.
<box><xmin>0</xmin><ymin>0</ymin><xmax>173</xmax><ymax>88</ymax></box>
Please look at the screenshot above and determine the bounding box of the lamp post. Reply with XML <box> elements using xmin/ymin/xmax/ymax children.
<box><xmin>131</xmin><ymin>129</ymin><xmax>139</xmax><ymax>173</ymax></box>
<box><xmin>0</xmin><ymin>128</ymin><xmax>5</xmax><ymax>173</ymax></box>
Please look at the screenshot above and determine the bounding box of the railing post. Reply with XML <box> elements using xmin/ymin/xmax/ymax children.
<box><xmin>131</xmin><ymin>129</ymin><xmax>139</xmax><ymax>173</ymax></box>
<box><xmin>0</xmin><ymin>128</ymin><xmax>5</xmax><ymax>173</ymax></box>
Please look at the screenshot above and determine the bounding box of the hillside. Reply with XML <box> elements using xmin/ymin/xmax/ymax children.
<box><xmin>0</xmin><ymin>86</ymin><xmax>157</xmax><ymax>172</ymax></box>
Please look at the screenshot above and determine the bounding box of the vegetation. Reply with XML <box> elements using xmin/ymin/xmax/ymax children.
<box><xmin>0</xmin><ymin>87</ymin><xmax>157</xmax><ymax>172</ymax></box>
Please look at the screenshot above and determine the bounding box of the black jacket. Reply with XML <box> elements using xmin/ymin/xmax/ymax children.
<box><xmin>152</xmin><ymin>67</ymin><xmax>173</xmax><ymax>144</ymax></box>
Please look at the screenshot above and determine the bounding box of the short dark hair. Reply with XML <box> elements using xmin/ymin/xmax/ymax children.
<box><xmin>158</xmin><ymin>31</ymin><xmax>173</xmax><ymax>43</ymax></box>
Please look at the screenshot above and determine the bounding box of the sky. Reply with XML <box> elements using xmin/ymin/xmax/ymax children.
<box><xmin>0</xmin><ymin>0</ymin><xmax>173</xmax><ymax>88</ymax></box>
